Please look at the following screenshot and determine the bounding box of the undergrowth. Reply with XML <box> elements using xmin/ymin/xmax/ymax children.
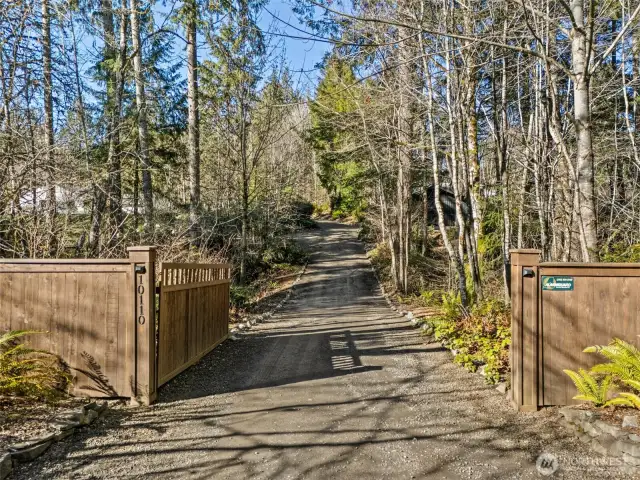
<box><xmin>423</xmin><ymin>293</ymin><xmax>511</xmax><ymax>385</ymax></box>
<box><xmin>366</xmin><ymin>236</ymin><xmax>511</xmax><ymax>386</ymax></box>
<box><xmin>0</xmin><ymin>330</ymin><xmax>70</xmax><ymax>400</ymax></box>
<box><xmin>230</xmin><ymin>241</ymin><xmax>308</xmax><ymax>311</ymax></box>
<box><xmin>565</xmin><ymin>338</ymin><xmax>640</xmax><ymax>408</ymax></box>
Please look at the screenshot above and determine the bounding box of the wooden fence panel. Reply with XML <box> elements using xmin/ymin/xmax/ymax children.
<box><xmin>539</xmin><ymin>267</ymin><xmax>640</xmax><ymax>406</ymax></box>
<box><xmin>158</xmin><ymin>263</ymin><xmax>231</xmax><ymax>386</ymax></box>
<box><xmin>510</xmin><ymin>249</ymin><xmax>640</xmax><ymax>410</ymax></box>
<box><xmin>0</xmin><ymin>261</ymin><xmax>134</xmax><ymax>398</ymax></box>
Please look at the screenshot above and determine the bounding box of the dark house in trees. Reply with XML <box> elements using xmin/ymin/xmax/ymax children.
<box><xmin>413</xmin><ymin>186</ymin><xmax>469</xmax><ymax>227</ymax></box>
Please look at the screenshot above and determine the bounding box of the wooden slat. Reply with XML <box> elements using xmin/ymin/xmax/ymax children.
<box><xmin>0</xmin><ymin>263</ymin><xmax>133</xmax><ymax>399</ymax></box>
<box><xmin>0</xmin><ymin>258</ymin><xmax>130</xmax><ymax>264</ymax></box>
<box><xmin>538</xmin><ymin>271</ymin><xmax>640</xmax><ymax>406</ymax></box>
<box><xmin>539</xmin><ymin>267</ymin><xmax>640</xmax><ymax>277</ymax></box>
<box><xmin>161</xmin><ymin>262</ymin><xmax>231</xmax><ymax>270</ymax></box>
<box><xmin>161</xmin><ymin>279</ymin><xmax>230</xmax><ymax>292</ymax></box>
<box><xmin>540</xmin><ymin>262</ymin><xmax>640</xmax><ymax>268</ymax></box>
<box><xmin>157</xmin><ymin>262</ymin><xmax>230</xmax><ymax>386</ymax></box>
<box><xmin>0</xmin><ymin>257</ymin><xmax>229</xmax><ymax>398</ymax></box>
<box><xmin>0</xmin><ymin>264</ymin><xmax>131</xmax><ymax>273</ymax></box>
<box><xmin>158</xmin><ymin>334</ymin><xmax>229</xmax><ymax>386</ymax></box>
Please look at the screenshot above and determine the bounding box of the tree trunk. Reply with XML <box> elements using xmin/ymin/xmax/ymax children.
<box><xmin>42</xmin><ymin>0</ymin><xmax>57</xmax><ymax>254</ymax></box>
<box><xmin>89</xmin><ymin>0</ymin><xmax>117</xmax><ymax>256</ymax></box>
<box><xmin>240</xmin><ymin>106</ymin><xmax>249</xmax><ymax>283</ymax></box>
<box><xmin>422</xmin><ymin>131</ymin><xmax>429</xmax><ymax>256</ymax></box>
<box><xmin>571</xmin><ymin>0</ymin><xmax>598</xmax><ymax>261</ymax></box>
<box><xmin>422</xmin><ymin>44</ymin><xmax>468</xmax><ymax>306</ymax></box>
<box><xmin>186</xmin><ymin>0</ymin><xmax>201</xmax><ymax>243</ymax></box>
<box><xmin>394</xmin><ymin>18</ymin><xmax>415</xmax><ymax>294</ymax></box>
<box><xmin>107</xmin><ymin>8</ymin><xmax>127</xmax><ymax>248</ymax></box>
<box><xmin>130</xmin><ymin>0</ymin><xmax>154</xmax><ymax>233</ymax></box>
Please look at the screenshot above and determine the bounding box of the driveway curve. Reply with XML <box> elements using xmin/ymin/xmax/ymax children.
<box><xmin>15</xmin><ymin>221</ymin><xmax>619</xmax><ymax>479</ymax></box>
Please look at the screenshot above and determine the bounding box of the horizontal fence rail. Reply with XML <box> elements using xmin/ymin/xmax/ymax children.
<box><xmin>159</xmin><ymin>262</ymin><xmax>231</xmax><ymax>292</ymax></box>
<box><xmin>157</xmin><ymin>263</ymin><xmax>231</xmax><ymax>386</ymax></box>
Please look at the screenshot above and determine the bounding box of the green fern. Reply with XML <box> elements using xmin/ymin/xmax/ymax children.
<box><xmin>0</xmin><ymin>330</ymin><xmax>69</xmax><ymax>399</ymax></box>
<box><xmin>563</xmin><ymin>369</ymin><xmax>620</xmax><ymax>407</ymax></box>
<box><xmin>586</xmin><ymin>338</ymin><xmax>640</xmax><ymax>389</ymax></box>
<box><xmin>566</xmin><ymin>337</ymin><xmax>640</xmax><ymax>410</ymax></box>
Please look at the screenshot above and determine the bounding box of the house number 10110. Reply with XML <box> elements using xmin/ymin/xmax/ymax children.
<box><xmin>137</xmin><ymin>274</ymin><xmax>146</xmax><ymax>325</ymax></box>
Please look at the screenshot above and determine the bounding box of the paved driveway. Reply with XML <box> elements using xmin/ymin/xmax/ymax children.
<box><xmin>16</xmin><ymin>222</ymin><xmax>619</xmax><ymax>479</ymax></box>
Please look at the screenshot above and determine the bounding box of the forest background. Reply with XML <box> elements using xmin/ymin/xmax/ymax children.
<box><xmin>3</xmin><ymin>0</ymin><xmax>640</xmax><ymax>329</ymax></box>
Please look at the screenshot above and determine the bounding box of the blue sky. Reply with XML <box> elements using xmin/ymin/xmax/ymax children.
<box><xmin>149</xmin><ymin>0</ymin><xmax>330</xmax><ymax>91</ymax></box>
<box><xmin>258</xmin><ymin>0</ymin><xmax>330</xmax><ymax>89</ymax></box>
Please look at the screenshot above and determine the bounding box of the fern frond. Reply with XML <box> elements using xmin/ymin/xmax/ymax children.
<box><xmin>573</xmin><ymin>394</ymin><xmax>598</xmax><ymax>402</ymax></box>
<box><xmin>0</xmin><ymin>330</ymin><xmax>42</xmax><ymax>349</ymax></box>
<box><xmin>604</xmin><ymin>397</ymin><xmax>635</xmax><ymax>408</ymax></box>
<box><xmin>0</xmin><ymin>329</ymin><xmax>68</xmax><ymax>399</ymax></box>
<box><xmin>565</xmin><ymin>369</ymin><xmax>591</xmax><ymax>396</ymax></box>
<box><xmin>623</xmin><ymin>379</ymin><xmax>640</xmax><ymax>392</ymax></box>
<box><xmin>618</xmin><ymin>393</ymin><xmax>640</xmax><ymax>409</ymax></box>
<box><xmin>564</xmin><ymin>369</ymin><xmax>611</xmax><ymax>405</ymax></box>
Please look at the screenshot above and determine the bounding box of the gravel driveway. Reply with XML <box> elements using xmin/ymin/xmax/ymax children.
<box><xmin>14</xmin><ymin>221</ymin><xmax>629</xmax><ymax>479</ymax></box>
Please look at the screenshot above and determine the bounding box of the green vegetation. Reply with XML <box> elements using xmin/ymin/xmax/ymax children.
<box><xmin>563</xmin><ymin>369</ymin><xmax>620</xmax><ymax>407</ymax></box>
<box><xmin>0</xmin><ymin>330</ymin><xmax>69</xmax><ymax>400</ymax></box>
<box><xmin>230</xmin><ymin>241</ymin><xmax>309</xmax><ymax>311</ymax></box>
<box><xmin>565</xmin><ymin>338</ymin><xmax>640</xmax><ymax>409</ymax></box>
<box><xmin>422</xmin><ymin>294</ymin><xmax>511</xmax><ymax>385</ymax></box>
<box><xmin>309</xmin><ymin>59</ymin><xmax>368</xmax><ymax>219</ymax></box>
<box><xmin>369</xmin><ymin>231</ymin><xmax>510</xmax><ymax>385</ymax></box>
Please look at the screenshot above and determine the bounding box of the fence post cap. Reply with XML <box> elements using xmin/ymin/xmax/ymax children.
<box><xmin>127</xmin><ymin>246</ymin><xmax>157</xmax><ymax>262</ymax></box>
<box><xmin>510</xmin><ymin>249</ymin><xmax>540</xmax><ymax>266</ymax></box>
<box><xmin>127</xmin><ymin>246</ymin><xmax>157</xmax><ymax>252</ymax></box>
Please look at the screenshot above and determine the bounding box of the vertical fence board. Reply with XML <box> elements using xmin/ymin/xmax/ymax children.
<box><xmin>157</xmin><ymin>264</ymin><xmax>230</xmax><ymax>386</ymax></box>
<box><xmin>0</xmin><ymin>260</ymin><xmax>136</xmax><ymax>398</ymax></box>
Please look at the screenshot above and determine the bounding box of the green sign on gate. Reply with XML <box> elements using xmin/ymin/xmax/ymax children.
<box><xmin>541</xmin><ymin>276</ymin><xmax>574</xmax><ymax>291</ymax></box>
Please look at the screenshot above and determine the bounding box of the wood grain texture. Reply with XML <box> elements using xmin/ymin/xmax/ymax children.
<box><xmin>0</xmin><ymin>260</ymin><xmax>133</xmax><ymax>398</ymax></box>
<box><xmin>158</xmin><ymin>264</ymin><xmax>230</xmax><ymax>386</ymax></box>
<box><xmin>539</xmin><ymin>268</ymin><xmax>640</xmax><ymax>406</ymax></box>
<box><xmin>511</xmin><ymin>252</ymin><xmax>640</xmax><ymax>408</ymax></box>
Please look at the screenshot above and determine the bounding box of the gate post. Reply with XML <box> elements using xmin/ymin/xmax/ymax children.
<box><xmin>128</xmin><ymin>246</ymin><xmax>157</xmax><ymax>405</ymax></box>
<box><xmin>510</xmin><ymin>249</ymin><xmax>541</xmax><ymax>412</ymax></box>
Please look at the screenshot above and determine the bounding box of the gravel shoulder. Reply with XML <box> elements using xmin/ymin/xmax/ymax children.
<box><xmin>14</xmin><ymin>221</ymin><xmax>626</xmax><ymax>479</ymax></box>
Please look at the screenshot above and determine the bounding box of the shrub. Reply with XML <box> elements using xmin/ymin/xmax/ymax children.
<box><xmin>425</xmin><ymin>294</ymin><xmax>510</xmax><ymax>384</ymax></box>
<box><xmin>313</xmin><ymin>202</ymin><xmax>331</xmax><ymax>216</ymax></box>
<box><xmin>262</xmin><ymin>241</ymin><xmax>308</xmax><ymax>266</ymax></box>
<box><xmin>0</xmin><ymin>330</ymin><xmax>70</xmax><ymax>399</ymax></box>
<box><xmin>563</xmin><ymin>369</ymin><xmax>621</xmax><ymax>407</ymax></box>
<box><xmin>565</xmin><ymin>337</ymin><xmax>640</xmax><ymax>409</ymax></box>
<box><xmin>419</xmin><ymin>289</ymin><xmax>443</xmax><ymax>307</ymax></box>
<box><xmin>230</xmin><ymin>285</ymin><xmax>256</xmax><ymax>309</ymax></box>
<box><xmin>288</xmin><ymin>201</ymin><xmax>317</xmax><ymax>229</ymax></box>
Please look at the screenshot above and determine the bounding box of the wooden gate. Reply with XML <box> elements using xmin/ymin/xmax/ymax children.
<box><xmin>157</xmin><ymin>263</ymin><xmax>231</xmax><ymax>386</ymax></box>
<box><xmin>0</xmin><ymin>246</ymin><xmax>158</xmax><ymax>404</ymax></box>
<box><xmin>510</xmin><ymin>249</ymin><xmax>640</xmax><ymax>411</ymax></box>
